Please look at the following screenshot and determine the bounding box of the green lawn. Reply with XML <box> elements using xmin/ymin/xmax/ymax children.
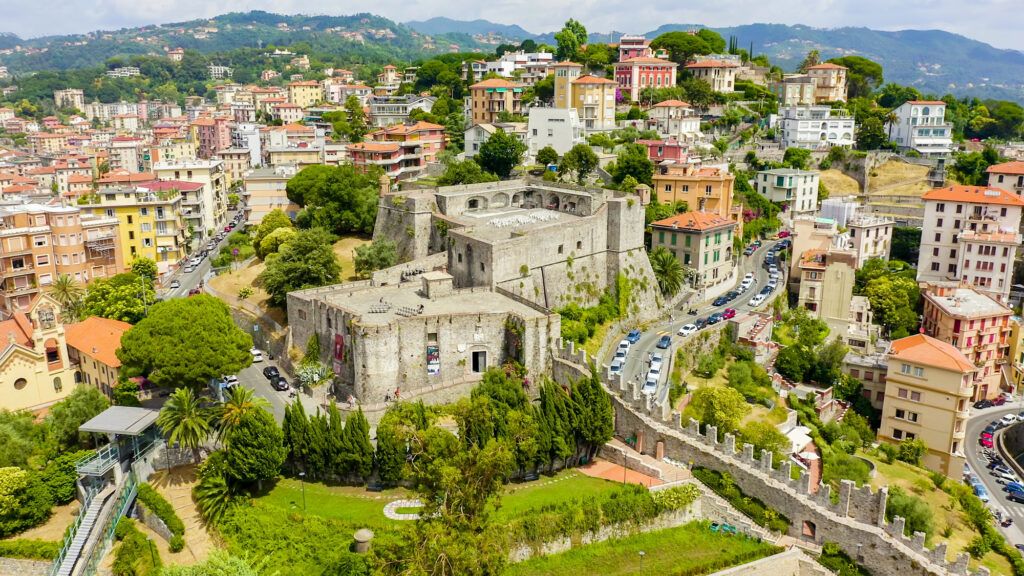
<box><xmin>495</xmin><ymin>470</ymin><xmax>623</xmax><ymax>521</ymax></box>
<box><xmin>503</xmin><ymin>521</ymin><xmax>781</xmax><ymax>576</ymax></box>
<box><xmin>258</xmin><ymin>478</ymin><xmax>411</xmax><ymax>529</ymax></box>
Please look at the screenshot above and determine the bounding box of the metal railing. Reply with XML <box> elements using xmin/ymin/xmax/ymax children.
<box><xmin>76</xmin><ymin>443</ymin><xmax>119</xmax><ymax>476</ymax></box>
<box><xmin>80</xmin><ymin>472</ymin><xmax>138</xmax><ymax>576</ymax></box>
<box><xmin>48</xmin><ymin>484</ymin><xmax>102</xmax><ymax>576</ymax></box>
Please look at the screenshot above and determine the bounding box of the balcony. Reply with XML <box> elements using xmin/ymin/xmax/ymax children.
<box><xmin>76</xmin><ymin>443</ymin><xmax>119</xmax><ymax>476</ymax></box>
<box><xmin>3</xmin><ymin>282</ymin><xmax>38</xmax><ymax>296</ymax></box>
<box><xmin>0</xmin><ymin>265</ymin><xmax>33</xmax><ymax>279</ymax></box>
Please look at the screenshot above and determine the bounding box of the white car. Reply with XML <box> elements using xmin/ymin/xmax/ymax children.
<box><xmin>1001</xmin><ymin>413</ymin><xmax>1018</xmax><ymax>425</ymax></box>
<box><xmin>250</xmin><ymin>348</ymin><xmax>264</xmax><ymax>362</ymax></box>
<box><xmin>617</xmin><ymin>339</ymin><xmax>631</xmax><ymax>356</ymax></box>
<box><xmin>609</xmin><ymin>358</ymin><xmax>624</xmax><ymax>375</ymax></box>
<box><xmin>648</xmin><ymin>366</ymin><xmax>662</xmax><ymax>383</ymax></box>
<box><xmin>749</xmin><ymin>294</ymin><xmax>767</xmax><ymax>307</ymax></box>
<box><xmin>678</xmin><ymin>324</ymin><xmax>697</xmax><ymax>337</ymax></box>
<box><xmin>768</xmin><ymin>265</ymin><xmax>779</xmax><ymax>275</ymax></box>
<box><xmin>642</xmin><ymin>379</ymin><xmax>657</xmax><ymax>395</ymax></box>
<box><xmin>743</xmin><ymin>272</ymin><xmax>754</xmax><ymax>282</ymax></box>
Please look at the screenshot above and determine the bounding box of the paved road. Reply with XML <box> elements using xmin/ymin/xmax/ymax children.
<box><xmin>237</xmin><ymin>356</ymin><xmax>293</xmax><ymax>423</ymax></box>
<box><xmin>617</xmin><ymin>238</ymin><xmax>785</xmax><ymax>406</ymax></box>
<box><xmin>157</xmin><ymin>210</ymin><xmax>242</xmax><ymax>299</ymax></box>
<box><xmin>965</xmin><ymin>403</ymin><xmax>1024</xmax><ymax>546</ymax></box>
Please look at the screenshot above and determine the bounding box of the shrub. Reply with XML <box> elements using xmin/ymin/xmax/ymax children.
<box><xmin>169</xmin><ymin>534</ymin><xmax>184</xmax><ymax>553</ymax></box>
<box><xmin>0</xmin><ymin>538</ymin><xmax>60</xmax><ymax>560</ymax></box>
<box><xmin>884</xmin><ymin>486</ymin><xmax>933</xmax><ymax>538</ymax></box>
<box><xmin>692</xmin><ymin>467</ymin><xmax>790</xmax><ymax>532</ymax></box>
<box><xmin>818</xmin><ymin>541</ymin><xmax>872</xmax><ymax>576</ymax></box>
<box><xmin>137</xmin><ymin>483</ymin><xmax>185</xmax><ymax>538</ymax></box>
<box><xmin>0</xmin><ymin>467</ymin><xmax>53</xmax><ymax>537</ymax></box>
<box><xmin>112</xmin><ymin>519</ymin><xmax>161</xmax><ymax>576</ymax></box>
<box><xmin>651</xmin><ymin>484</ymin><xmax>701</xmax><ymax>512</ymax></box>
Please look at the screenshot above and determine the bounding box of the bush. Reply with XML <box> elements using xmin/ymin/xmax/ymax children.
<box><xmin>169</xmin><ymin>534</ymin><xmax>184</xmax><ymax>553</ymax></box>
<box><xmin>112</xmin><ymin>519</ymin><xmax>161</xmax><ymax>576</ymax></box>
<box><xmin>818</xmin><ymin>541</ymin><xmax>872</xmax><ymax>576</ymax></box>
<box><xmin>137</xmin><ymin>483</ymin><xmax>185</xmax><ymax>538</ymax></box>
<box><xmin>884</xmin><ymin>486</ymin><xmax>933</xmax><ymax>538</ymax></box>
<box><xmin>692</xmin><ymin>467</ymin><xmax>790</xmax><ymax>532</ymax></box>
<box><xmin>0</xmin><ymin>468</ymin><xmax>53</xmax><ymax>537</ymax></box>
<box><xmin>0</xmin><ymin>538</ymin><xmax>60</xmax><ymax>560</ymax></box>
<box><xmin>651</xmin><ymin>484</ymin><xmax>701</xmax><ymax>511</ymax></box>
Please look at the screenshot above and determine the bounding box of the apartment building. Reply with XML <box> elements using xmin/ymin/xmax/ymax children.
<box><xmin>775</xmin><ymin>106</ymin><xmax>856</xmax><ymax>150</ymax></box>
<box><xmin>916</xmin><ymin>185</ymin><xmax>1024</xmax><ymax>302</ymax></box>
<box><xmin>684</xmin><ymin>60</ymin><xmax>738</xmax><ymax>93</ymax></box>
<box><xmin>271</xmin><ymin>103</ymin><xmax>304</xmax><ymax>124</ymax></box>
<box><xmin>770</xmin><ymin>75</ymin><xmax>817</xmax><ymax>106</ymax></box>
<box><xmin>846</xmin><ymin>215</ymin><xmax>894</xmax><ymax>268</ymax></box>
<box><xmin>242</xmin><ymin>165</ymin><xmax>302</xmax><ymax>226</ymax></box>
<box><xmin>65</xmin><ymin>316</ymin><xmax>131</xmax><ymax>397</ymax></box>
<box><xmin>755</xmin><ymin>168</ymin><xmax>820</xmax><ymax>213</ymax></box>
<box><xmin>191</xmin><ymin>116</ymin><xmax>232</xmax><ymax>159</ymax></box>
<box><xmin>53</xmin><ymin>89</ymin><xmax>85</xmax><ymax>111</ymax></box>
<box><xmin>84</xmin><ymin>182</ymin><xmax>189</xmax><ymax>274</ymax></box>
<box><xmin>986</xmin><ymin>161</ymin><xmax>1024</xmax><ymax>197</ymax></box>
<box><xmin>796</xmin><ymin>248</ymin><xmax>856</xmax><ymax>319</ymax></box>
<box><xmin>880</xmin><ymin>333</ymin><xmax>975</xmax><ymax>477</ymax></box>
<box><xmin>885</xmin><ymin>101</ymin><xmax>954</xmax><ymax>157</ymax></box>
<box><xmin>368</xmin><ymin>120</ymin><xmax>445</xmax><ymax>163</ymax></box>
<box><xmin>650</xmin><ymin>211</ymin><xmax>736</xmax><ymax>293</ymax></box>
<box><xmin>0</xmin><ymin>294</ymin><xmax>80</xmax><ymax>412</ymax></box>
<box><xmin>468</xmin><ymin>79</ymin><xmax>524</xmax><ymax>125</ymax></box>
<box><xmin>368</xmin><ymin>95</ymin><xmax>437</xmax><ymax>128</ymax></box>
<box><xmin>921</xmin><ymin>283</ymin><xmax>1013</xmax><ymax>401</ymax></box>
<box><xmin>615</xmin><ymin>56</ymin><xmax>678</xmax><ymax>103</ymax></box>
<box><xmin>525</xmin><ymin>108</ymin><xmax>584</xmax><ymax>157</ymax></box>
<box><xmin>0</xmin><ymin>204</ymin><xmax>124</xmax><ymax>311</ymax></box>
<box><xmin>806</xmin><ymin>63</ymin><xmax>848</xmax><ymax>103</ymax></box>
<box><xmin>645</xmin><ymin>100</ymin><xmax>702</xmax><ymax>141</ymax></box>
<box><xmin>28</xmin><ymin>133</ymin><xmax>69</xmax><ymax>155</ymax></box>
<box><xmin>324</xmin><ymin>82</ymin><xmax>373</xmax><ymax>106</ymax></box>
<box><xmin>286</xmin><ymin>81</ymin><xmax>323</xmax><ymax>109</ymax></box>
<box><xmin>652</xmin><ymin>164</ymin><xmax>735</xmax><ymax>219</ymax></box>
<box><xmin>348</xmin><ymin>121</ymin><xmax>445</xmax><ymax>181</ymax></box>
<box><xmin>638</xmin><ymin>139</ymin><xmax>688</xmax><ymax>164</ymax></box>
<box><xmin>551</xmin><ymin>62</ymin><xmax>616</xmax><ymax>132</ymax></box>
<box><xmin>152</xmin><ymin>160</ymin><xmax>228</xmax><ymax>240</ymax></box>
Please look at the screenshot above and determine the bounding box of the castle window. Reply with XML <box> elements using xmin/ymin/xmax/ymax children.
<box><xmin>576</xmin><ymin>241</ymin><xmax>582</xmax><ymax>250</ymax></box>
<box><xmin>53</xmin><ymin>377</ymin><xmax>62</xmax><ymax>393</ymax></box>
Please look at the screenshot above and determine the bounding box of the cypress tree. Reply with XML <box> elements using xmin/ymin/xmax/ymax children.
<box><xmin>305</xmin><ymin>410</ymin><xmax>330</xmax><ymax>480</ymax></box>
<box><xmin>375</xmin><ymin>420</ymin><xmax>406</xmax><ymax>487</ymax></box>
<box><xmin>327</xmin><ymin>402</ymin><xmax>346</xmax><ymax>479</ymax></box>
<box><xmin>282</xmin><ymin>400</ymin><xmax>311</xmax><ymax>474</ymax></box>
<box><xmin>342</xmin><ymin>408</ymin><xmax>374</xmax><ymax>481</ymax></box>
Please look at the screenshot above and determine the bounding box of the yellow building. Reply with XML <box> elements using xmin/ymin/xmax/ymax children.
<box><xmin>65</xmin><ymin>316</ymin><xmax>131</xmax><ymax>397</ymax></box>
<box><xmin>83</xmin><ymin>182</ymin><xmax>189</xmax><ymax>275</ymax></box>
<box><xmin>0</xmin><ymin>294</ymin><xmax>79</xmax><ymax>412</ymax></box>
<box><xmin>468</xmin><ymin>78</ymin><xmax>524</xmax><ymax>125</ymax></box>
<box><xmin>880</xmin><ymin>334</ymin><xmax>975</xmax><ymax>477</ymax></box>
<box><xmin>552</xmin><ymin>62</ymin><xmax>616</xmax><ymax>132</ymax></box>
<box><xmin>287</xmin><ymin>81</ymin><xmax>324</xmax><ymax>109</ymax></box>
<box><xmin>652</xmin><ymin>164</ymin><xmax>735</xmax><ymax>219</ymax></box>
<box><xmin>1010</xmin><ymin>317</ymin><xmax>1024</xmax><ymax>391</ymax></box>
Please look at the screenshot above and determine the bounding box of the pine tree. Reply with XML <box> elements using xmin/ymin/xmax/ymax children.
<box><xmin>327</xmin><ymin>402</ymin><xmax>346</xmax><ymax>478</ymax></box>
<box><xmin>342</xmin><ymin>408</ymin><xmax>374</xmax><ymax>481</ymax></box>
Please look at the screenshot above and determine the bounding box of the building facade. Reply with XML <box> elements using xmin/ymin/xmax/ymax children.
<box><xmin>84</xmin><ymin>182</ymin><xmax>189</xmax><ymax>274</ymax></box>
<box><xmin>885</xmin><ymin>101</ymin><xmax>954</xmax><ymax>157</ymax></box>
<box><xmin>152</xmin><ymin>160</ymin><xmax>228</xmax><ymax>240</ymax></box>
<box><xmin>526</xmin><ymin>108</ymin><xmax>584</xmax><ymax>157</ymax></box>
<box><xmin>755</xmin><ymin>168</ymin><xmax>820</xmax><ymax>213</ymax></box>
<box><xmin>468</xmin><ymin>79</ymin><xmax>524</xmax><ymax>125</ymax></box>
<box><xmin>806</xmin><ymin>63</ymin><xmax>848</xmax><ymax>103</ymax></box>
<box><xmin>652</xmin><ymin>164</ymin><xmax>736</xmax><ymax>219</ymax></box>
<box><xmin>986</xmin><ymin>161</ymin><xmax>1024</xmax><ymax>197</ymax></box>
<box><xmin>615</xmin><ymin>57</ymin><xmax>678</xmax><ymax>103</ymax></box>
<box><xmin>650</xmin><ymin>211</ymin><xmax>736</xmax><ymax>292</ymax></box>
<box><xmin>242</xmin><ymin>165</ymin><xmax>302</xmax><ymax>226</ymax></box>
<box><xmin>775</xmin><ymin>106</ymin><xmax>856</xmax><ymax>150</ymax></box>
<box><xmin>684</xmin><ymin>60</ymin><xmax>738</xmax><ymax>93</ymax></box>
<box><xmin>65</xmin><ymin>316</ymin><xmax>131</xmax><ymax>397</ymax></box>
<box><xmin>846</xmin><ymin>215</ymin><xmax>894</xmax><ymax>269</ymax></box>
<box><xmin>0</xmin><ymin>295</ymin><xmax>79</xmax><ymax>412</ymax></box>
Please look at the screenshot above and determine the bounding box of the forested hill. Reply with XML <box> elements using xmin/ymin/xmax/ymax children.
<box><xmin>0</xmin><ymin>11</ymin><xmax>485</xmax><ymax>75</ymax></box>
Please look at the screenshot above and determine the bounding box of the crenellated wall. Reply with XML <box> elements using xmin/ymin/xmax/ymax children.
<box><xmin>547</xmin><ymin>340</ymin><xmax>988</xmax><ymax>576</ymax></box>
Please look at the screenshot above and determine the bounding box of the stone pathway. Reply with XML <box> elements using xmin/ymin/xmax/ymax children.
<box><xmin>383</xmin><ymin>499</ymin><xmax>423</xmax><ymax>521</ymax></box>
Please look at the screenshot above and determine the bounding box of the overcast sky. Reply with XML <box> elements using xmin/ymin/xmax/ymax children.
<box><xmin>4</xmin><ymin>0</ymin><xmax>1023</xmax><ymax>51</ymax></box>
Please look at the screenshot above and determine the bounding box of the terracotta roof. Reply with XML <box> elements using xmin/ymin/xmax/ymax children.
<box><xmin>551</xmin><ymin>61</ymin><xmax>583</xmax><ymax>67</ymax></box>
<box><xmin>288</xmin><ymin>80</ymin><xmax>320</xmax><ymax>87</ymax></box>
<box><xmin>888</xmin><ymin>333</ymin><xmax>975</xmax><ymax>373</ymax></box>
<box><xmin>372</xmin><ymin>121</ymin><xmax>445</xmax><ymax>135</ymax></box>
<box><xmin>191</xmin><ymin>117</ymin><xmax>215</xmax><ymax>126</ymax></box>
<box><xmin>652</xmin><ymin>99</ymin><xmax>692</xmax><ymax>108</ymax></box>
<box><xmin>651</xmin><ymin>210</ymin><xmax>735</xmax><ymax>231</ymax></box>
<box><xmin>807</xmin><ymin>63</ymin><xmax>847</xmax><ymax>70</ymax></box>
<box><xmin>906</xmin><ymin>100</ymin><xmax>946</xmax><ymax>106</ymax></box>
<box><xmin>64</xmin><ymin>316</ymin><xmax>132</xmax><ymax>368</ymax></box>
<box><xmin>620</xmin><ymin>56</ymin><xmax>677</xmax><ymax>66</ymax></box>
<box><xmin>2</xmin><ymin>184</ymin><xmax>38</xmax><ymax>194</ymax></box>
<box><xmin>572</xmin><ymin>75</ymin><xmax>616</xmax><ymax>85</ymax></box>
<box><xmin>140</xmin><ymin>180</ymin><xmax>204</xmax><ymax>192</ymax></box>
<box><xmin>922</xmin><ymin>185</ymin><xmax>1024</xmax><ymax>207</ymax></box>
<box><xmin>685</xmin><ymin>60</ymin><xmax>739</xmax><ymax>68</ymax></box>
<box><xmin>987</xmin><ymin>161</ymin><xmax>1024</xmax><ymax>175</ymax></box>
<box><xmin>470</xmin><ymin>78</ymin><xmax>522</xmax><ymax>89</ymax></box>
<box><xmin>0</xmin><ymin>312</ymin><xmax>33</xmax><ymax>348</ymax></box>
<box><xmin>97</xmin><ymin>170</ymin><xmax>157</xmax><ymax>184</ymax></box>
<box><xmin>67</xmin><ymin>175</ymin><xmax>92</xmax><ymax>184</ymax></box>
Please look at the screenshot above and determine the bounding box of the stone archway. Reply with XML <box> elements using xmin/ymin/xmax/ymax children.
<box><xmin>546</xmin><ymin>194</ymin><xmax>560</xmax><ymax>211</ymax></box>
<box><xmin>492</xmin><ymin>192</ymin><xmax>509</xmax><ymax>208</ymax></box>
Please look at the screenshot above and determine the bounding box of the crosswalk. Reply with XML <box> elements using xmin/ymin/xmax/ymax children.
<box><xmin>999</xmin><ymin>503</ymin><xmax>1024</xmax><ymax>518</ymax></box>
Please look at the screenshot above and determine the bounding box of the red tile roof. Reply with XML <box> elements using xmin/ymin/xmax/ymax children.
<box><xmin>651</xmin><ymin>210</ymin><xmax>735</xmax><ymax>231</ymax></box>
<box><xmin>652</xmin><ymin>99</ymin><xmax>692</xmax><ymax>108</ymax></box>
<box><xmin>572</xmin><ymin>75</ymin><xmax>617</xmax><ymax>85</ymax></box>
<box><xmin>348</xmin><ymin>142</ymin><xmax>402</xmax><ymax>153</ymax></box>
<box><xmin>0</xmin><ymin>312</ymin><xmax>33</xmax><ymax>348</ymax></box>
<box><xmin>470</xmin><ymin>78</ymin><xmax>523</xmax><ymax>89</ymax></box>
<box><xmin>620</xmin><ymin>56</ymin><xmax>677</xmax><ymax>66</ymax></box>
<box><xmin>987</xmin><ymin>161</ymin><xmax>1024</xmax><ymax>175</ymax></box>
<box><xmin>807</xmin><ymin>63</ymin><xmax>847</xmax><ymax>70</ymax></box>
<box><xmin>685</xmin><ymin>60</ymin><xmax>739</xmax><ymax>69</ymax></box>
<box><xmin>922</xmin><ymin>185</ymin><xmax>1024</xmax><ymax>207</ymax></box>
<box><xmin>888</xmin><ymin>333</ymin><xmax>975</xmax><ymax>373</ymax></box>
<box><xmin>64</xmin><ymin>316</ymin><xmax>132</xmax><ymax>368</ymax></box>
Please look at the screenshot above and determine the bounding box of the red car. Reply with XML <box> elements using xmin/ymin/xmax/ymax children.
<box><xmin>777</xmin><ymin>230</ymin><xmax>791</xmax><ymax>239</ymax></box>
<box><xmin>994</xmin><ymin>395</ymin><xmax>1008</xmax><ymax>406</ymax></box>
<box><xmin>722</xmin><ymin>308</ymin><xmax>737</xmax><ymax>320</ymax></box>
<box><xmin>981</xmin><ymin>436</ymin><xmax>994</xmax><ymax>448</ymax></box>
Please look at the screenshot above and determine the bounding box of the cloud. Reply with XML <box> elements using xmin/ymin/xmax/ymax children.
<box><xmin>3</xmin><ymin>0</ymin><xmax>1023</xmax><ymax>50</ymax></box>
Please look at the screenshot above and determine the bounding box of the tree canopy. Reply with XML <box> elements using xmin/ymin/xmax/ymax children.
<box><xmin>259</xmin><ymin>228</ymin><xmax>341</xmax><ymax>306</ymax></box>
<box><xmin>117</xmin><ymin>295</ymin><xmax>253</xmax><ymax>389</ymax></box>
<box><xmin>82</xmin><ymin>272</ymin><xmax>155</xmax><ymax>324</ymax></box>
<box><xmin>650</xmin><ymin>32</ymin><xmax>713</xmax><ymax>66</ymax></box>
<box><xmin>476</xmin><ymin>130</ymin><xmax>526</xmax><ymax>179</ymax></box>
<box><xmin>287</xmin><ymin>165</ymin><xmax>380</xmax><ymax>235</ymax></box>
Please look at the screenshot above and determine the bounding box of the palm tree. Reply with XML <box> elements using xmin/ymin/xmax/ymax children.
<box><xmin>157</xmin><ymin>387</ymin><xmax>212</xmax><ymax>464</ymax></box>
<box><xmin>885</xmin><ymin>110</ymin><xmax>900</xmax><ymax>141</ymax></box>
<box><xmin>193</xmin><ymin>472</ymin><xmax>235</xmax><ymax>525</ymax></box>
<box><xmin>49</xmin><ymin>274</ymin><xmax>84</xmax><ymax>318</ymax></box>
<box><xmin>649</xmin><ymin>247</ymin><xmax>685</xmax><ymax>297</ymax></box>
<box><xmin>215</xmin><ymin>386</ymin><xmax>270</xmax><ymax>441</ymax></box>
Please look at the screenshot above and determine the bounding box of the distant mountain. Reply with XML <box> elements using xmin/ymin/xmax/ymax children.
<box><xmin>405</xmin><ymin>17</ymin><xmax>533</xmax><ymax>40</ymax></box>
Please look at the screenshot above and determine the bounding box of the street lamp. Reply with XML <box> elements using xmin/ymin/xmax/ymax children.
<box><xmin>638</xmin><ymin>550</ymin><xmax>646</xmax><ymax>571</ymax></box>
<box><xmin>298</xmin><ymin>472</ymin><xmax>307</xmax><ymax>512</ymax></box>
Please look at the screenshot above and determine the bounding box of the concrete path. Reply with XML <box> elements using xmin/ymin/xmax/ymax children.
<box><xmin>383</xmin><ymin>499</ymin><xmax>423</xmax><ymax>521</ymax></box>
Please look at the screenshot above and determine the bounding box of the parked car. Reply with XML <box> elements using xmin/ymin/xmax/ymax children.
<box><xmin>707</xmin><ymin>312</ymin><xmax>724</xmax><ymax>325</ymax></box>
<box><xmin>722</xmin><ymin>308</ymin><xmax>737</xmax><ymax>320</ymax></box>
<box><xmin>678</xmin><ymin>324</ymin><xmax>698</xmax><ymax>337</ymax></box>
<box><xmin>262</xmin><ymin>366</ymin><xmax>280</xmax><ymax>380</ymax></box>
<box><xmin>694</xmin><ymin>318</ymin><xmax>708</xmax><ymax>330</ymax></box>
<box><xmin>713</xmin><ymin>295</ymin><xmax>729</xmax><ymax>306</ymax></box>
<box><xmin>609</xmin><ymin>358</ymin><xmax>624</xmax><ymax>375</ymax></box>
<box><xmin>250</xmin><ymin>347</ymin><xmax>264</xmax><ymax>362</ymax></box>
<box><xmin>994</xmin><ymin>395</ymin><xmax>1008</xmax><ymax>406</ymax></box>
<box><xmin>778</xmin><ymin>230</ymin><xmax>791</xmax><ymax>238</ymax></box>
<box><xmin>224</xmin><ymin>226</ymin><xmax>232</xmax><ymax>232</ymax></box>
<box><xmin>1004</xmin><ymin>481</ymin><xmax>1024</xmax><ymax>493</ymax></box>
<box><xmin>973</xmin><ymin>482</ymin><xmax>990</xmax><ymax>502</ymax></box>
<box><xmin>974</xmin><ymin>399</ymin><xmax>994</xmax><ymax>409</ymax></box>
<box><xmin>656</xmin><ymin>335</ymin><xmax>672</xmax><ymax>349</ymax></box>
<box><xmin>642</xmin><ymin>378</ymin><xmax>657</xmax><ymax>396</ymax></box>
<box><xmin>749</xmin><ymin>294</ymin><xmax>767</xmax><ymax>307</ymax></box>
<box><xmin>187</xmin><ymin>288</ymin><xmax>202</xmax><ymax>296</ymax></box>
<box><xmin>1002</xmin><ymin>413</ymin><xmax>1018</xmax><ymax>425</ymax></box>
<box><xmin>743</xmin><ymin>272</ymin><xmax>754</xmax><ymax>283</ymax></box>
<box><xmin>981</xmin><ymin>436</ymin><xmax>994</xmax><ymax>448</ymax></box>
<box><xmin>626</xmin><ymin>329</ymin><xmax>642</xmax><ymax>344</ymax></box>
<box><xmin>991</xmin><ymin>465</ymin><xmax>1013</xmax><ymax>477</ymax></box>
<box><xmin>183</xmin><ymin>265</ymin><xmax>195</xmax><ymax>274</ymax></box>
<box><xmin>169</xmin><ymin>280</ymin><xmax>180</xmax><ymax>289</ymax></box>
<box><xmin>1008</xmin><ymin>486</ymin><xmax>1024</xmax><ymax>504</ymax></box>
<box><xmin>724</xmin><ymin>291</ymin><xmax>739</xmax><ymax>302</ymax></box>
<box><xmin>618</xmin><ymin>339</ymin><xmax>631</xmax><ymax>356</ymax></box>
<box><xmin>271</xmin><ymin>377</ymin><xmax>290</xmax><ymax>391</ymax></box>
<box><xmin>222</xmin><ymin>375</ymin><xmax>239</xmax><ymax>386</ymax></box>
<box><xmin>743</xmin><ymin>246</ymin><xmax>756</xmax><ymax>256</ymax></box>
<box><xmin>994</xmin><ymin>471</ymin><xmax>1019</xmax><ymax>485</ymax></box>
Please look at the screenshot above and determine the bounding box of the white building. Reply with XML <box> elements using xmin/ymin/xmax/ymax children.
<box><xmin>755</xmin><ymin>168</ymin><xmax>820</xmax><ymax>213</ymax></box>
<box><xmin>846</xmin><ymin>215</ymin><xmax>894</xmax><ymax>269</ymax></box>
<box><xmin>646</xmin><ymin>100</ymin><xmax>702</xmax><ymax>141</ymax></box>
<box><xmin>774</xmin><ymin>106</ymin><xmax>855</xmax><ymax>150</ymax></box>
<box><xmin>152</xmin><ymin>160</ymin><xmax>229</xmax><ymax>240</ymax></box>
<box><xmin>464</xmin><ymin>123</ymin><xmax>528</xmax><ymax>159</ymax></box>
<box><xmin>916</xmin><ymin>185</ymin><xmax>1024</xmax><ymax>302</ymax></box>
<box><xmin>885</xmin><ymin>100</ymin><xmax>954</xmax><ymax>157</ymax></box>
<box><xmin>105</xmin><ymin>67</ymin><xmax>141</xmax><ymax>78</ymax></box>
<box><xmin>231</xmin><ymin>122</ymin><xmax>263</xmax><ymax>167</ymax></box>
<box><xmin>208</xmin><ymin>64</ymin><xmax>234</xmax><ymax>80</ymax></box>
<box><xmin>820</xmin><ymin>197</ymin><xmax>860</xmax><ymax>228</ymax></box>
<box><xmin>368</xmin><ymin>95</ymin><xmax>437</xmax><ymax>128</ymax></box>
<box><xmin>526</xmin><ymin>107</ymin><xmax>584</xmax><ymax>158</ymax></box>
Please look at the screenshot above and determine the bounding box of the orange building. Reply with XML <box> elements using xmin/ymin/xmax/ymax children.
<box><xmin>468</xmin><ymin>78</ymin><xmax>524</xmax><ymax>125</ymax></box>
<box><xmin>652</xmin><ymin>164</ymin><xmax>736</xmax><ymax>219</ymax></box>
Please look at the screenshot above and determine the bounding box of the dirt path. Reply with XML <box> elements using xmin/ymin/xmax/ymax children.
<box><xmin>148</xmin><ymin>465</ymin><xmax>215</xmax><ymax>566</ymax></box>
<box><xmin>12</xmin><ymin>501</ymin><xmax>80</xmax><ymax>541</ymax></box>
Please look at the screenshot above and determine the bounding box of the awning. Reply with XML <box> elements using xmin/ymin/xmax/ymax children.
<box><xmin>78</xmin><ymin>406</ymin><xmax>159</xmax><ymax>436</ymax></box>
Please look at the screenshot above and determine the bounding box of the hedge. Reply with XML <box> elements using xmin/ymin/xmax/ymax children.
<box><xmin>945</xmin><ymin>483</ymin><xmax>1024</xmax><ymax>575</ymax></box>
<box><xmin>0</xmin><ymin>538</ymin><xmax>60</xmax><ymax>560</ymax></box>
<box><xmin>506</xmin><ymin>483</ymin><xmax>700</xmax><ymax>549</ymax></box>
<box><xmin>692</xmin><ymin>466</ymin><xmax>790</xmax><ymax>533</ymax></box>
<box><xmin>818</xmin><ymin>542</ymin><xmax>873</xmax><ymax>576</ymax></box>
<box><xmin>113</xmin><ymin>518</ymin><xmax>161</xmax><ymax>576</ymax></box>
<box><xmin>137</xmin><ymin>483</ymin><xmax>185</xmax><ymax>539</ymax></box>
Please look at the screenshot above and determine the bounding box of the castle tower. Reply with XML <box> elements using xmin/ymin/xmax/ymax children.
<box><xmin>552</xmin><ymin>62</ymin><xmax>583</xmax><ymax>110</ymax></box>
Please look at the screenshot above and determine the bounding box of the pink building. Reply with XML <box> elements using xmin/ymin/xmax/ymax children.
<box><xmin>192</xmin><ymin>116</ymin><xmax>232</xmax><ymax>159</ymax></box>
<box><xmin>615</xmin><ymin>57</ymin><xmax>678</xmax><ymax>103</ymax></box>
<box><xmin>617</xmin><ymin>35</ymin><xmax>653</xmax><ymax>61</ymax></box>
<box><xmin>349</xmin><ymin>120</ymin><xmax>445</xmax><ymax>180</ymax></box>
<box><xmin>637</xmin><ymin>139</ymin><xmax>689</xmax><ymax>164</ymax></box>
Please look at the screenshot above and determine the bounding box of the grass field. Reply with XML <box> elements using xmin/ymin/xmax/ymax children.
<box><xmin>820</xmin><ymin>169</ymin><xmax>861</xmax><ymax>197</ymax></box>
<box><xmin>503</xmin><ymin>521</ymin><xmax>781</xmax><ymax>576</ymax></box>
<box><xmin>859</xmin><ymin>451</ymin><xmax>1011</xmax><ymax>575</ymax></box>
<box><xmin>868</xmin><ymin>161</ymin><xmax>932</xmax><ymax>197</ymax></box>
<box><xmin>495</xmin><ymin>470</ymin><xmax>623</xmax><ymax>521</ymax></box>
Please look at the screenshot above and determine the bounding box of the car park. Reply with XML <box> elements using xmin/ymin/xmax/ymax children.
<box><xmin>263</xmin><ymin>366</ymin><xmax>280</xmax><ymax>379</ymax></box>
<box><xmin>656</xmin><ymin>335</ymin><xmax>672</xmax><ymax>349</ymax></box>
<box><xmin>722</xmin><ymin>308</ymin><xmax>737</xmax><ymax>320</ymax></box>
<box><xmin>626</xmin><ymin>329</ymin><xmax>642</xmax><ymax>344</ymax></box>
<box><xmin>749</xmin><ymin>294</ymin><xmax>767</xmax><ymax>307</ymax></box>
<box><xmin>678</xmin><ymin>324</ymin><xmax>698</xmax><ymax>337</ymax></box>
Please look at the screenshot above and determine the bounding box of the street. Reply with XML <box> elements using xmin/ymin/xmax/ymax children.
<box><xmin>618</xmin><ymin>238</ymin><xmax>784</xmax><ymax>406</ymax></box>
<box><xmin>237</xmin><ymin>356</ymin><xmax>293</xmax><ymax>422</ymax></box>
<box><xmin>156</xmin><ymin>209</ymin><xmax>241</xmax><ymax>299</ymax></box>
<box><xmin>965</xmin><ymin>404</ymin><xmax>1024</xmax><ymax>546</ymax></box>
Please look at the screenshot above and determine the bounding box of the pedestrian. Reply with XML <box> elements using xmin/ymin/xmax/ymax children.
<box><xmin>394</xmin><ymin>387</ymin><xmax>401</xmax><ymax>401</ymax></box>
<box><xmin>384</xmin><ymin>393</ymin><xmax>391</xmax><ymax>403</ymax></box>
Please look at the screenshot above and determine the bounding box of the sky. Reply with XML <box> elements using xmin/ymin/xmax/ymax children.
<box><xmin>2</xmin><ymin>0</ymin><xmax>1022</xmax><ymax>51</ymax></box>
